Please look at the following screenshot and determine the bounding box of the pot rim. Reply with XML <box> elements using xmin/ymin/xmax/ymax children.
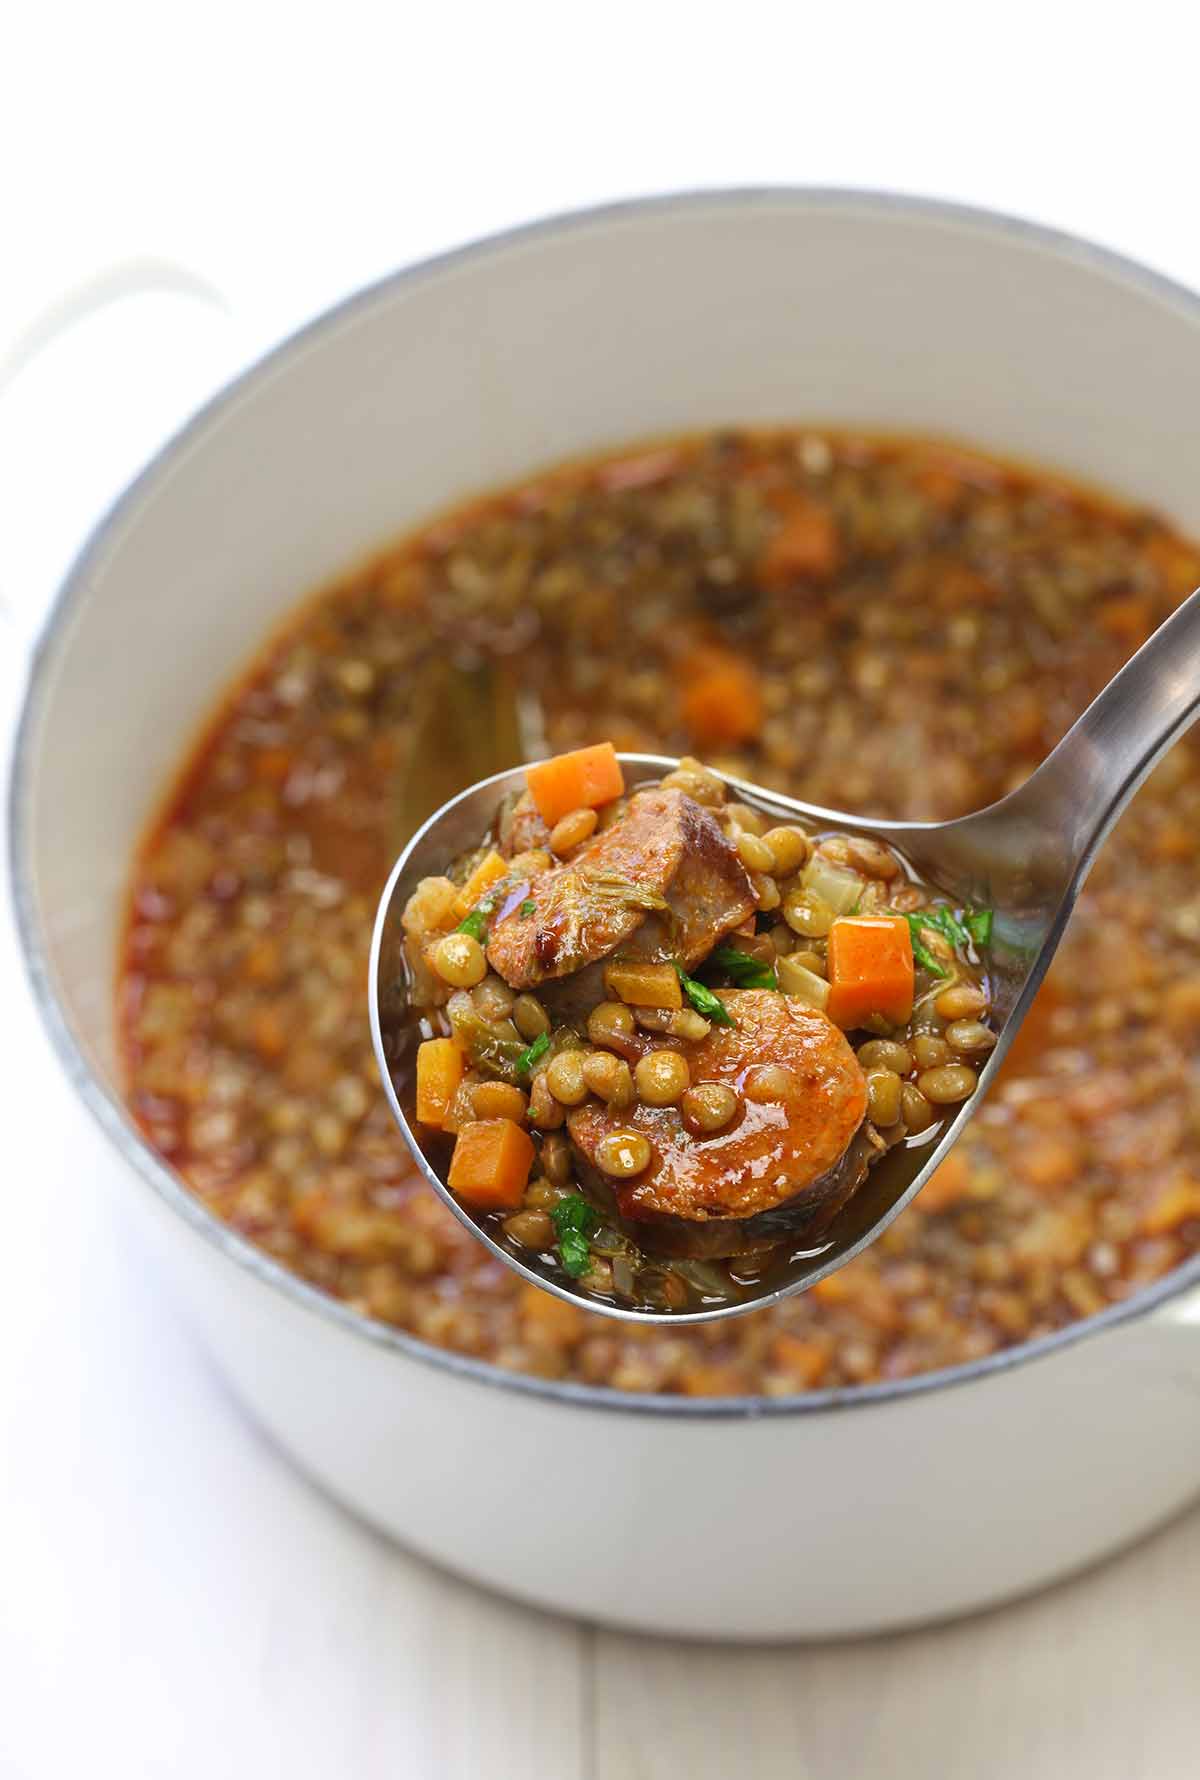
<box><xmin>10</xmin><ymin>183</ymin><xmax>1200</xmax><ymax>1422</ymax></box>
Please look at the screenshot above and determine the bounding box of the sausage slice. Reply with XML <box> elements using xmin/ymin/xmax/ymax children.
<box><xmin>487</xmin><ymin>788</ymin><xmax>755</xmax><ymax>990</ymax></box>
<box><xmin>568</xmin><ymin>990</ymin><xmax>873</xmax><ymax>1256</ymax></box>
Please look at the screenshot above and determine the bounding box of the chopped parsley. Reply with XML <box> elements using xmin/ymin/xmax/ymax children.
<box><xmin>674</xmin><ymin>962</ymin><xmax>736</xmax><ymax>1026</ymax></box>
<box><xmin>456</xmin><ymin>906</ymin><xmax>489</xmax><ymax>942</ymax></box>
<box><xmin>904</xmin><ymin>904</ymin><xmax>994</xmax><ymax>972</ymax></box>
<box><xmin>908</xmin><ymin>904</ymin><xmax>989</xmax><ymax>975</ymax></box>
<box><xmin>515</xmin><ymin>1030</ymin><xmax>551</xmax><ymax>1077</ymax></box>
<box><xmin>965</xmin><ymin>906</ymin><xmax>994</xmax><ymax>946</ymax></box>
<box><xmin>456</xmin><ymin>888</ymin><xmax>502</xmax><ymax>943</ymax></box>
<box><xmin>519</xmin><ymin>899</ymin><xmax>537</xmax><ymax>918</ymax></box>
<box><xmin>902</xmin><ymin>913</ymin><xmax>951</xmax><ymax>979</ymax></box>
<box><xmin>921</xmin><ymin>906</ymin><xmax>971</xmax><ymax>949</ymax></box>
<box><xmin>710</xmin><ymin>945</ymin><xmax>778</xmax><ymax>991</ymax></box>
<box><xmin>551</xmin><ymin>1194</ymin><xmax>599</xmax><ymax>1278</ymax></box>
<box><xmin>558</xmin><ymin>1230</ymin><xmax>591</xmax><ymax>1276</ymax></box>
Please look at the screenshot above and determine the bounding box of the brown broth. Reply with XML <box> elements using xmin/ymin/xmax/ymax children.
<box><xmin>119</xmin><ymin>427</ymin><xmax>1200</xmax><ymax>1394</ymax></box>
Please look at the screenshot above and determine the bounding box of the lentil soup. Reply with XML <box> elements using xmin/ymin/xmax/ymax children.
<box><xmin>120</xmin><ymin>429</ymin><xmax>1200</xmax><ymax>1395</ymax></box>
<box><xmin>393</xmin><ymin>745</ymin><xmax>996</xmax><ymax>1313</ymax></box>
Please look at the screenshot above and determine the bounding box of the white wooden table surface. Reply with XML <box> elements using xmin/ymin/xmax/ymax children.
<box><xmin>3</xmin><ymin>967</ymin><xmax>1199</xmax><ymax>1780</ymax></box>
<box><xmin>4</xmin><ymin>9</ymin><xmax>1200</xmax><ymax>1775</ymax></box>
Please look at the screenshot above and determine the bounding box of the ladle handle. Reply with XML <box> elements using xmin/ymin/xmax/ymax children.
<box><xmin>1002</xmin><ymin>583</ymin><xmax>1200</xmax><ymax>885</ymax></box>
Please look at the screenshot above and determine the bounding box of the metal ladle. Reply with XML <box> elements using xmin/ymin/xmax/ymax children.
<box><xmin>370</xmin><ymin>588</ymin><xmax>1200</xmax><ymax>1324</ymax></box>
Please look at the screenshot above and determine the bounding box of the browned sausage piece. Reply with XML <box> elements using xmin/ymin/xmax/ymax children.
<box><xmin>567</xmin><ymin>990</ymin><xmax>871</xmax><ymax>1255</ymax></box>
<box><xmin>501</xmin><ymin>790</ymin><xmax>551</xmax><ymax>856</ymax></box>
<box><xmin>486</xmin><ymin>788</ymin><xmax>755</xmax><ymax>991</ymax></box>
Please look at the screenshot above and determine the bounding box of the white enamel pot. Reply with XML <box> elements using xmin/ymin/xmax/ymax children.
<box><xmin>10</xmin><ymin>191</ymin><xmax>1200</xmax><ymax>1641</ymax></box>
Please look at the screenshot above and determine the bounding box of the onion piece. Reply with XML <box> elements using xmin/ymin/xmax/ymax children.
<box><xmin>777</xmin><ymin>956</ymin><xmax>831</xmax><ymax>1010</ymax></box>
<box><xmin>801</xmin><ymin>854</ymin><xmax>862</xmax><ymax>914</ymax></box>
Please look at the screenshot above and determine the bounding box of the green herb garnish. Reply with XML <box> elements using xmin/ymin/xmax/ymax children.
<box><xmin>558</xmin><ymin>1231</ymin><xmax>591</xmax><ymax>1276</ymax></box>
<box><xmin>516</xmin><ymin>1030</ymin><xmax>551</xmax><ymax>1077</ymax></box>
<box><xmin>965</xmin><ymin>907</ymin><xmax>994</xmax><ymax>947</ymax></box>
<box><xmin>922</xmin><ymin>906</ymin><xmax>971</xmax><ymax>949</ymax></box>
<box><xmin>711</xmin><ymin>945</ymin><xmax>778</xmax><ymax>991</ymax></box>
<box><xmin>551</xmin><ymin>1195</ymin><xmax>597</xmax><ymax>1237</ymax></box>
<box><xmin>902</xmin><ymin>914</ymin><xmax>951</xmax><ymax>979</ymax></box>
<box><xmin>456</xmin><ymin>889</ymin><xmax>501</xmax><ymax>943</ymax></box>
<box><xmin>674</xmin><ymin>962</ymin><xmax>736</xmax><ymax>1026</ymax></box>
<box><xmin>904</xmin><ymin>903</ymin><xmax>993</xmax><ymax>967</ymax></box>
<box><xmin>519</xmin><ymin>899</ymin><xmax>537</xmax><ymax>918</ymax></box>
<box><xmin>551</xmin><ymin>1194</ymin><xmax>599</xmax><ymax>1278</ymax></box>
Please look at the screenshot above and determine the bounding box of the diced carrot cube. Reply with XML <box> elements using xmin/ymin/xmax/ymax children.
<box><xmin>251</xmin><ymin>1005</ymin><xmax>288</xmax><ymax>1060</ymax></box>
<box><xmin>825</xmin><ymin>916</ymin><xmax>914</xmax><ymax>1029</ymax></box>
<box><xmin>919</xmin><ymin>1152</ymin><xmax>972</xmax><ymax>1213</ymax></box>
<box><xmin>810</xmin><ymin>1259</ymin><xmax>901</xmax><ymax>1330</ymax></box>
<box><xmin>999</xmin><ymin>979</ymin><xmax>1060</xmax><ymax>1075</ymax></box>
<box><xmin>1163</xmin><ymin>977</ymin><xmax>1200</xmax><ymax>1033</ymax></box>
<box><xmin>519</xmin><ymin>1282</ymin><xmax>584</xmax><ymax>1340</ymax></box>
<box><xmin>1146</xmin><ymin>533</ymin><xmax>1200</xmax><ymax>599</ymax></box>
<box><xmin>1097</xmin><ymin>595</ymin><xmax>1152</xmax><ymax>647</ymax></box>
<box><xmin>915</xmin><ymin>467</ymin><xmax>964</xmax><ymax>511</ymax></box>
<box><xmin>452</xmin><ymin>849</ymin><xmax>508</xmax><ymax>920</ymax></box>
<box><xmin>1018</xmin><ymin>1135</ymin><xmax>1082</xmax><ymax>1191</ymax></box>
<box><xmin>575</xmin><ymin>743</ymin><xmax>626</xmax><ymax>809</ymax></box>
<box><xmin>447</xmin><ymin>1119</ymin><xmax>535</xmax><ymax>1211</ymax></box>
<box><xmin>770</xmin><ymin>1333</ymin><xmax>831</xmax><ymax>1388</ymax></box>
<box><xmin>254</xmin><ymin>747</ymin><xmax>293</xmax><ymax>784</ymax></box>
<box><xmin>1150</xmin><ymin>817</ymin><xmax>1196</xmax><ymax>863</ymax></box>
<box><xmin>1140</xmin><ymin>1177</ymin><xmax>1200</xmax><ymax>1236</ymax></box>
<box><xmin>603</xmin><ymin>961</ymin><xmax>682</xmax><ymax>1009</ymax></box>
<box><xmin>243</xmin><ymin>938</ymin><xmax>282</xmax><ymax>985</ymax></box>
<box><xmin>526</xmin><ymin>743</ymin><xmax>625</xmax><ymax>827</ymax></box>
<box><xmin>415</xmin><ymin>1037</ymin><xmax>465</xmax><ymax>1128</ymax></box>
<box><xmin>680</xmin><ymin>1362</ymin><xmax>748</xmax><ymax>1397</ymax></box>
<box><xmin>679</xmin><ymin>645</ymin><xmax>764</xmax><ymax>746</ymax></box>
<box><xmin>810</xmin><ymin>1270</ymin><xmax>852</xmax><ymax>1304</ymax></box>
<box><xmin>757</xmin><ymin>494</ymin><xmax>841</xmax><ymax>586</ymax></box>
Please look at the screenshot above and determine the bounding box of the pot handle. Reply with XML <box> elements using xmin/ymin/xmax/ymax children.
<box><xmin>0</xmin><ymin>257</ymin><xmax>237</xmax><ymax>649</ymax></box>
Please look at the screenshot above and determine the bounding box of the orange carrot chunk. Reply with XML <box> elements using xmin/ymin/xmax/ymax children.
<box><xmin>1140</xmin><ymin>1175</ymin><xmax>1200</xmax><ymax>1236</ymax></box>
<box><xmin>526</xmin><ymin>743</ymin><xmax>625</xmax><ymax>828</ymax></box>
<box><xmin>415</xmin><ymin>1037</ymin><xmax>465</xmax><ymax>1128</ymax></box>
<box><xmin>1096</xmin><ymin>595</ymin><xmax>1152</xmax><ymax>647</ymax></box>
<box><xmin>826</xmin><ymin>916</ymin><xmax>915</xmax><ymax>1029</ymax></box>
<box><xmin>518</xmin><ymin>1281</ymin><xmax>584</xmax><ymax>1339</ymax></box>
<box><xmin>679</xmin><ymin>645</ymin><xmax>764</xmax><ymax>747</ymax></box>
<box><xmin>447</xmin><ymin>1118</ymin><xmax>536</xmax><ymax>1211</ymax></box>
<box><xmin>919</xmin><ymin>1151</ymin><xmax>972</xmax><ymax>1213</ymax></box>
<box><xmin>757</xmin><ymin>494</ymin><xmax>841</xmax><ymax>587</ymax></box>
<box><xmin>452</xmin><ymin>849</ymin><xmax>508</xmax><ymax>921</ymax></box>
<box><xmin>575</xmin><ymin>742</ymin><xmax>626</xmax><ymax>809</ymax></box>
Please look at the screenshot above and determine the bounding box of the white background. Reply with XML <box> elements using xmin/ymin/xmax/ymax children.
<box><xmin>4</xmin><ymin>7</ymin><xmax>1200</xmax><ymax>1776</ymax></box>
